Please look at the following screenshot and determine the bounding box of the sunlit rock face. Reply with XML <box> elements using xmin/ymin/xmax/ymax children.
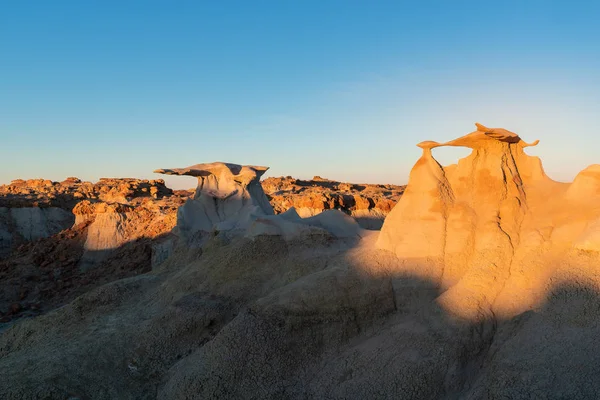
<box><xmin>377</xmin><ymin>123</ymin><xmax>600</xmax><ymax>318</ymax></box>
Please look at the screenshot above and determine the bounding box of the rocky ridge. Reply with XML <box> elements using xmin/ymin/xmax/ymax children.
<box><xmin>262</xmin><ymin>176</ymin><xmax>404</xmax><ymax>229</ymax></box>
<box><xmin>0</xmin><ymin>177</ymin><xmax>174</xmax><ymax>209</ymax></box>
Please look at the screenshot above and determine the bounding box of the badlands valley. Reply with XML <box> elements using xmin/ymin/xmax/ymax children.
<box><xmin>2</xmin><ymin>123</ymin><xmax>600</xmax><ymax>399</ymax></box>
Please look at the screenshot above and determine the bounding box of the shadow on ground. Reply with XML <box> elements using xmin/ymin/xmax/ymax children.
<box><xmin>0</xmin><ymin>233</ymin><xmax>599</xmax><ymax>399</ymax></box>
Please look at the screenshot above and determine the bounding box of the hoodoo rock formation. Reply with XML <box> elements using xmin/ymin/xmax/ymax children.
<box><xmin>154</xmin><ymin>162</ymin><xmax>274</xmax><ymax>240</ymax></box>
<box><xmin>377</xmin><ymin>123</ymin><xmax>581</xmax><ymax>319</ymax></box>
<box><xmin>4</xmin><ymin>124</ymin><xmax>600</xmax><ymax>399</ymax></box>
<box><xmin>155</xmin><ymin>162</ymin><xmax>364</xmax><ymax>241</ymax></box>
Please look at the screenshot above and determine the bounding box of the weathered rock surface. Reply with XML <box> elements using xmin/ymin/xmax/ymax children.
<box><xmin>262</xmin><ymin>176</ymin><xmax>404</xmax><ymax>229</ymax></box>
<box><xmin>0</xmin><ymin>177</ymin><xmax>173</xmax><ymax>209</ymax></box>
<box><xmin>0</xmin><ymin>207</ymin><xmax>74</xmax><ymax>258</ymax></box>
<box><xmin>0</xmin><ymin>178</ymin><xmax>176</xmax><ymax>257</ymax></box>
<box><xmin>0</xmin><ymin>196</ymin><xmax>183</xmax><ymax>322</ymax></box>
<box><xmin>155</xmin><ymin>162</ymin><xmax>364</xmax><ymax>241</ymax></box>
<box><xmin>155</xmin><ymin>162</ymin><xmax>274</xmax><ymax>241</ymax></box>
<box><xmin>4</xmin><ymin>127</ymin><xmax>600</xmax><ymax>399</ymax></box>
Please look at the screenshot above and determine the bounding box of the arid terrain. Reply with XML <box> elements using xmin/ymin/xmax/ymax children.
<box><xmin>2</xmin><ymin>123</ymin><xmax>600</xmax><ymax>399</ymax></box>
<box><xmin>0</xmin><ymin>175</ymin><xmax>402</xmax><ymax>322</ymax></box>
<box><xmin>262</xmin><ymin>176</ymin><xmax>403</xmax><ymax>229</ymax></box>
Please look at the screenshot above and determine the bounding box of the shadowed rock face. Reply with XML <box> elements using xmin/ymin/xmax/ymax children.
<box><xmin>0</xmin><ymin>207</ymin><xmax>74</xmax><ymax>258</ymax></box>
<box><xmin>155</xmin><ymin>162</ymin><xmax>274</xmax><ymax>240</ymax></box>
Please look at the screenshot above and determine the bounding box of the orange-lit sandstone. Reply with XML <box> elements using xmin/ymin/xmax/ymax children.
<box><xmin>379</xmin><ymin>123</ymin><xmax>600</xmax><ymax>320</ymax></box>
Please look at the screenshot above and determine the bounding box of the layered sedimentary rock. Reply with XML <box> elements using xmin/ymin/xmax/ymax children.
<box><xmin>262</xmin><ymin>176</ymin><xmax>403</xmax><ymax>229</ymax></box>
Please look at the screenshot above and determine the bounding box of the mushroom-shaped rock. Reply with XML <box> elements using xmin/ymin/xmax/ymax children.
<box><xmin>155</xmin><ymin>162</ymin><xmax>274</xmax><ymax>240</ymax></box>
<box><xmin>438</xmin><ymin>122</ymin><xmax>540</xmax><ymax>149</ymax></box>
<box><xmin>416</xmin><ymin>140</ymin><xmax>442</xmax><ymax>149</ymax></box>
<box><xmin>155</xmin><ymin>162</ymin><xmax>269</xmax><ymax>186</ymax></box>
<box><xmin>155</xmin><ymin>162</ymin><xmax>364</xmax><ymax>241</ymax></box>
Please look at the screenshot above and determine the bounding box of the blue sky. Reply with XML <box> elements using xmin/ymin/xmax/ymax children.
<box><xmin>2</xmin><ymin>1</ymin><xmax>599</xmax><ymax>189</ymax></box>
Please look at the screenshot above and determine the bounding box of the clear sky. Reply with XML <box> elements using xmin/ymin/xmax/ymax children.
<box><xmin>2</xmin><ymin>1</ymin><xmax>599</xmax><ymax>189</ymax></box>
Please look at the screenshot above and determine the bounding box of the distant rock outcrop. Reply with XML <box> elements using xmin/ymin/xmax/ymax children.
<box><xmin>0</xmin><ymin>178</ymin><xmax>176</xmax><ymax>258</ymax></box>
<box><xmin>262</xmin><ymin>176</ymin><xmax>403</xmax><ymax>229</ymax></box>
<box><xmin>0</xmin><ymin>177</ymin><xmax>173</xmax><ymax>209</ymax></box>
